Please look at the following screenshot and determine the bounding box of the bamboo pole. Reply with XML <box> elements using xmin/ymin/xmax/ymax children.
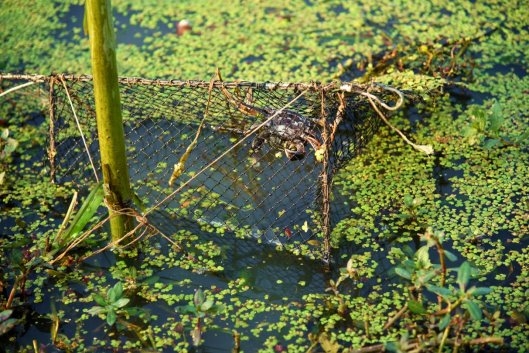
<box><xmin>85</xmin><ymin>0</ymin><xmax>133</xmax><ymax>241</ymax></box>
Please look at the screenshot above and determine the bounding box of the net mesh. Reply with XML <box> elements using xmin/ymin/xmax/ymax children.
<box><xmin>3</xmin><ymin>74</ymin><xmax>398</xmax><ymax>261</ymax></box>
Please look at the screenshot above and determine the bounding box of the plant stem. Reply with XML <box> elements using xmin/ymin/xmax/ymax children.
<box><xmin>5</xmin><ymin>276</ymin><xmax>19</xmax><ymax>309</ymax></box>
<box><xmin>383</xmin><ymin>303</ymin><xmax>408</xmax><ymax>330</ymax></box>
<box><xmin>85</xmin><ymin>0</ymin><xmax>134</xmax><ymax>242</ymax></box>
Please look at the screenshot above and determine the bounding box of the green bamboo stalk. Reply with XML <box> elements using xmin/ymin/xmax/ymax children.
<box><xmin>85</xmin><ymin>0</ymin><xmax>133</xmax><ymax>241</ymax></box>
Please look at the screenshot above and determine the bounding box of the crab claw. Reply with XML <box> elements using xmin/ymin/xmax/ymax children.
<box><xmin>284</xmin><ymin>141</ymin><xmax>306</xmax><ymax>161</ymax></box>
<box><xmin>304</xmin><ymin>135</ymin><xmax>322</xmax><ymax>151</ymax></box>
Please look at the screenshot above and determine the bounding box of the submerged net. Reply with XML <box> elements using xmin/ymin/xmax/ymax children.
<box><xmin>2</xmin><ymin>73</ymin><xmax>402</xmax><ymax>261</ymax></box>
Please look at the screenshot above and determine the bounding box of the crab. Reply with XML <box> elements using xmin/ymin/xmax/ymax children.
<box><xmin>248</xmin><ymin>108</ymin><xmax>322</xmax><ymax>160</ymax></box>
<box><xmin>220</xmin><ymin>85</ymin><xmax>322</xmax><ymax>161</ymax></box>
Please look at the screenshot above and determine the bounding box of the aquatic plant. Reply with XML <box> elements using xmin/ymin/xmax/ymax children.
<box><xmin>0</xmin><ymin>309</ymin><xmax>18</xmax><ymax>336</ymax></box>
<box><xmin>87</xmin><ymin>281</ymin><xmax>130</xmax><ymax>326</ymax></box>
<box><xmin>0</xmin><ymin>129</ymin><xmax>18</xmax><ymax>185</ymax></box>
<box><xmin>176</xmin><ymin>288</ymin><xmax>226</xmax><ymax>346</ymax></box>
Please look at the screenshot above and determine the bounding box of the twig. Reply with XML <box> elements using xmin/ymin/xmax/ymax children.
<box><xmin>0</xmin><ymin>81</ymin><xmax>38</xmax><ymax>97</ymax></box>
<box><xmin>383</xmin><ymin>303</ymin><xmax>408</xmax><ymax>330</ymax></box>
<box><xmin>358</xmin><ymin>84</ymin><xmax>405</xmax><ymax>111</ymax></box>
<box><xmin>367</xmin><ymin>94</ymin><xmax>434</xmax><ymax>155</ymax></box>
<box><xmin>54</xmin><ymin>191</ymin><xmax>79</xmax><ymax>246</ymax></box>
<box><xmin>49</xmin><ymin>216</ymin><xmax>109</xmax><ymax>265</ymax></box>
<box><xmin>59</xmin><ymin>76</ymin><xmax>99</xmax><ymax>182</ymax></box>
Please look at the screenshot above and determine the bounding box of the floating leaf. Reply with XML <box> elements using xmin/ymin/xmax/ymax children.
<box><xmin>301</xmin><ymin>221</ymin><xmax>309</xmax><ymax>232</ymax></box>
<box><xmin>488</xmin><ymin>101</ymin><xmax>504</xmax><ymax>132</ymax></box>
<box><xmin>413</xmin><ymin>144</ymin><xmax>434</xmax><ymax>155</ymax></box>
<box><xmin>307</xmin><ymin>239</ymin><xmax>321</xmax><ymax>247</ymax></box>
<box><xmin>318</xmin><ymin>332</ymin><xmax>340</xmax><ymax>353</ymax></box>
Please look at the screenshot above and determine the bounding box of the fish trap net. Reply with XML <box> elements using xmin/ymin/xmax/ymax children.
<box><xmin>2</xmin><ymin>74</ymin><xmax>402</xmax><ymax>261</ymax></box>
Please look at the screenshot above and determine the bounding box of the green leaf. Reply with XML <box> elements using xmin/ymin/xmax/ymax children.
<box><xmin>57</xmin><ymin>182</ymin><xmax>104</xmax><ymax>246</ymax></box>
<box><xmin>0</xmin><ymin>309</ymin><xmax>13</xmax><ymax>322</ymax></box>
<box><xmin>443</xmin><ymin>250</ymin><xmax>458</xmax><ymax>262</ymax></box>
<box><xmin>384</xmin><ymin>342</ymin><xmax>399</xmax><ymax>353</ymax></box>
<box><xmin>211</xmin><ymin>304</ymin><xmax>226</xmax><ymax>314</ymax></box>
<box><xmin>194</xmin><ymin>289</ymin><xmax>205</xmax><ymax>307</ymax></box>
<box><xmin>488</xmin><ymin>101</ymin><xmax>504</xmax><ymax>132</ymax></box>
<box><xmin>0</xmin><ymin>318</ymin><xmax>18</xmax><ymax>336</ymax></box>
<box><xmin>462</xmin><ymin>126</ymin><xmax>479</xmax><ymax>138</ymax></box>
<box><xmin>438</xmin><ymin>313</ymin><xmax>451</xmax><ymax>330</ymax></box>
<box><xmin>106</xmin><ymin>310</ymin><xmax>117</xmax><ymax>326</ymax></box>
<box><xmin>200</xmin><ymin>299</ymin><xmax>214</xmax><ymax>312</ymax></box>
<box><xmin>112</xmin><ymin>298</ymin><xmax>130</xmax><ymax>309</ymax></box>
<box><xmin>415</xmin><ymin>246</ymin><xmax>431</xmax><ymax>268</ymax></box>
<box><xmin>93</xmin><ymin>293</ymin><xmax>108</xmax><ymax>307</ymax></box>
<box><xmin>408</xmin><ymin>299</ymin><xmax>426</xmax><ymax>314</ymax></box>
<box><xmin>87</xmin><ymin>306</ymin><xmax>106</xmax><ymax>316</ymax></box>
<box><xmin>394</xmin><ymin>267</ymin><xmax>411</xmax><ymax>280</ymax></box>
<box><xmin>425</xmin><ymin>284</ymin><xmax>452</xmax><ymax>298</ymax></box>
<box><xmin>403</xmin><ymin>194</ymin><xmax>414</xmax><ymax>207</ymax></box>
<box><xmin>483</xmin><ymin>138</ymin><xmax>502</xmax><ymax>149</ymax></box>
<box><xmin>418</xmin><ymin>269</ymin><xmax>438</xmax><ymax>285</ymax></box>
<box><xmin>457</xmin><ymin>262</ymin><xmax>471</xmax><ymax>292</ymax></box>
<box><xmin>178</xmin><ymin>305</ymin><xmax>198</xmax><ymax>315</ymax></box>
<box><xmin>468</xmin><ymin>286</ymin><xmax>492</xmax><ymax>297</ymax></box>
<box><xmin>465</xmin><ymin>300</ymin><xmax>482</xmax><ymax>321</ymax></box>
<box><xmin>108</xmin><ymin>282</ymin><xmax>124</xmax><ymax>303</ymax></box>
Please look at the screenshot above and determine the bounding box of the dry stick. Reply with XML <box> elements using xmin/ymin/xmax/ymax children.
<box><xmin>53</xmin><ymin>200</ymin><xmax>182</xmax><ymax>264</ymax></box>
<box><xmin>366</xmin><ymin>94</ymin><xmax>434</xmax><ymax>155</ymax></box>
<box><xmin>54</xmin><ymin>191</ymin><xmax>79</xmax><ymax>244</ymax></box>
<box><xmin>0</xmin><ymin>81</ymin><xmax>38</xmax><ymax>97</ymax></box>
<box><xmin>144</xmin><ymin>86</ymin><xmax>310</xmax><ymax>217</ymax></box>
<box><xmin>5</xmin><ymin>276</ymin><xmax>19</xmax><ymax>309</ymax></box>
<box><xmin>48</xmin><ymin>77</ymin><xmax>58</xmax><ymax>183</ymax></box>
<box><xmin>357</xmin><ymin>84</ymin><xmax>405</xmax><ymax>111</ymax></box>
<box><xmin>167</xmin><ymin>74</ymin><xmax>216</xmax><ymax>186</ymax></box>
<box><xmin>320</xmin><ymin>88</ymin><xmax>332</xmax><ymax>265</ymax></box>
<box><xmin>59</xmin><ymin>76</ymin><xmax>100</xmax><ymax>182</ymax></box>
<box><xmin>383</xmin><ymin>303</ymin><xmax>408</xmax><ymax>330</ymax></box>
<box><xmin>49</xmin><ymin>216</ymin><xmax>110</xmax><ymax>265</ymax></box>
<box><xmin>438</xmin><ymin>323</ymin><xmax>451</xmax><ymax>353</ymax></box>
<box><xmin>77</xmin><ymin>208</ymin><xmax>182</xmax><ymax>262</ymax></box>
